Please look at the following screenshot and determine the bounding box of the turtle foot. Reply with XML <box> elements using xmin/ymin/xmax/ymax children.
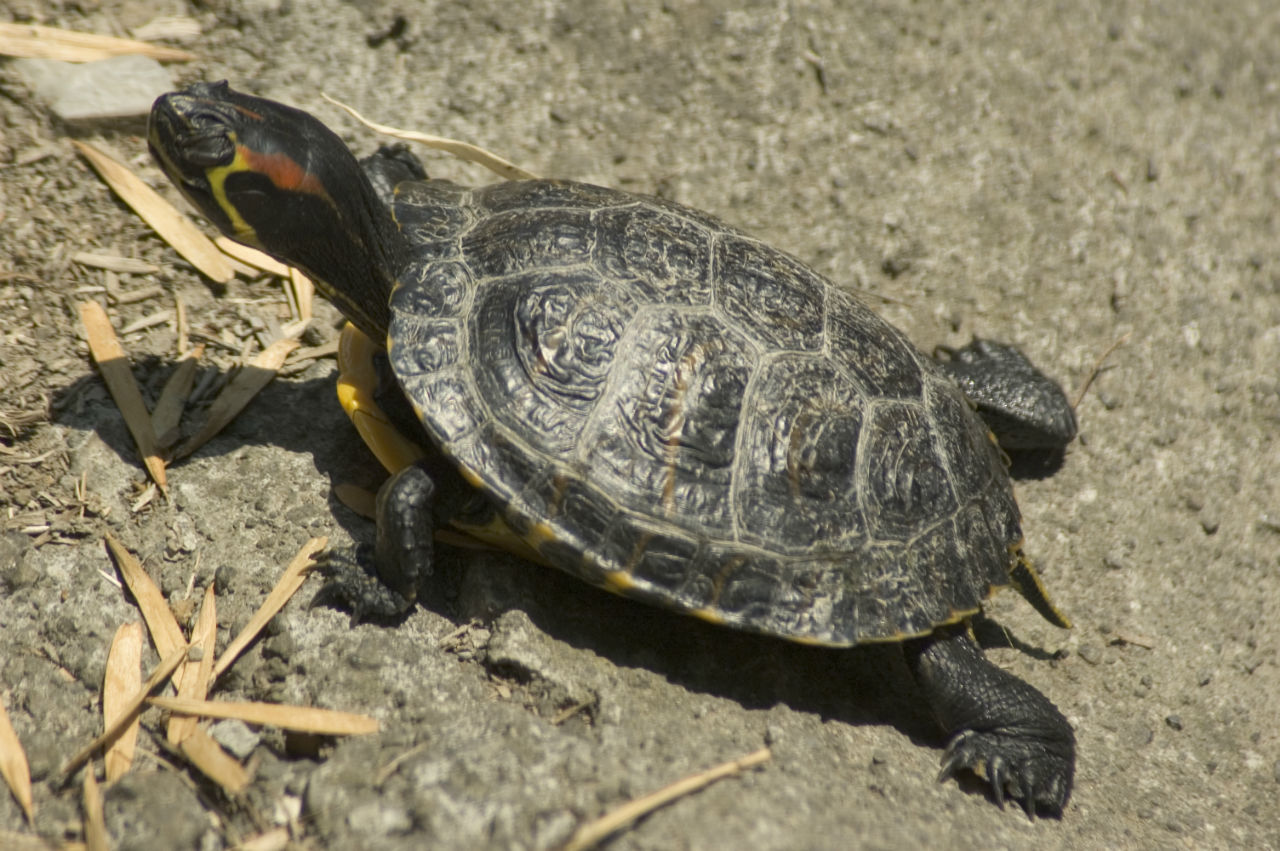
<box><xmin>905</xmin><ymin>624</ymin><xmax>1075</xmax><ymax>817</ymax></box>
<box><xmin>940</xmin><ymin>728</ymin><xmax>1073</xmax><ymax>818</ymax></box>
<box><xmin>311</xmin><ymin>545</ymin><xmax>416</xmax><ymax>623</ymax></box>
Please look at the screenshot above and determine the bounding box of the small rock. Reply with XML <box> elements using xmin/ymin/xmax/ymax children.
<box><xmin>1199</xmin><ymin>512</ymin><xmax>1220</xmax><ymax>535</ymax></box>
<box><xmin>210</xmin><ymin>719</ymin><xmax>261</xmax><ymax>759</ymax></box>
<box><xmin>1128</xmin><ymin>724</ymin><xmax>1154</xmax><ymax>747</ymax></box>
<box><xmin>12</xmin><ymin>55</ymin><xmax>174</xmax><ymax>126</ymax></box>
<box><xmin>344</xmin><ymin>634</ymin><xmax>387</xmax><ymax>671</ymax></box>
<box><xmin>166</xmin><ymin>514</ymin><xmax>202</xmax><ymax>555</ymax></box>
<box><xmin>880</xmin><ymin>255</ymin><xmax>911</xmax><ymax>278</ymax></box>
<box><xmin>346</xmin><ymin>801</ymin><xmax>412</xmax><ymax>836</ymax></box>
<box><xmin>1077</xmin><ymin>644</ymin><xmax>1102</xmax><ymax>665</ymax></box>
<box><xmin>0</xmin><ymin>533</ymin><xmax>38</xmax><ymax>591</ymax></box>
<box><xmin>263</xmin><ymin>632</ymin><xmax>297</xmax><ymax>661</ymax></box>
<box><xmin>1165</xmin><ymin>714</ymin><xmax>1183</xmax><ymax>731</ymax></box>
<box><xmin>214</xmin><ymin>562</ymin><xmax>241</xmax><ymax>596</ymax></box>
<box><xmin>1102</xmin><ymin>549</ymin><xmax>1131</xmax><ymax>571</ymax></box>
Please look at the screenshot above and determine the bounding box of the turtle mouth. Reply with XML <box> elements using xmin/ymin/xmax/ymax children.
<box><xmin>148</xmin><ymin>87</ymin><xmax>242</xmax><ymax>198</ymax></box>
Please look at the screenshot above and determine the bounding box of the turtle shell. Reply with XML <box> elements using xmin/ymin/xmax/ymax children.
<box><xmin>385</xmin><ymin>178</ymin><xmax>1020</xmax><ymax>646</ymax></box>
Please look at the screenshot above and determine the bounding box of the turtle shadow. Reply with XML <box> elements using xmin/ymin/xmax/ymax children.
<box><xmin>449</xmin><ymin>549</ymin><xmax>940</xmax><ymax>739</ymax></box>
<box><xmin>399</xmin><ymin>544</ymin><xmax>1064</xmax><ymax>758</ymax></box>
<box><xmin>49</xmin><ymin>359</ymin><xmax>351</xmax><ymax>477</ymax></box>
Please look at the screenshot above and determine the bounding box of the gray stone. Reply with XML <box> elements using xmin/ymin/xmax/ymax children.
<box><xmin>13</xmin><ymin>55</ymin><xmax>173</xmax><ymax>126</ymax></box>
<box><xmin>210</xmin><ymin>719</ymin><xmax>261</xmax><ymax>760</ymax></box>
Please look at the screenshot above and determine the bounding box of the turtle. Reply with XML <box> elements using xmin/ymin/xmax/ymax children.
<box><xmin>149</xmin><ymin>81</ymin><xmax>1080</xmax><ymax>815</ymax></box>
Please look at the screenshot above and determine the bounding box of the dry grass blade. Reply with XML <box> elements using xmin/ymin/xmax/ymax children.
<box><xmin>235</xmin><ymin>827</ymin><xmax>291</xmax><ymax>851</ymax></box>
<box><xmin>130</xmin><ymin>16</ymin><xmax>202</xmax><ymax>44</ymax></box>
<box><xmin>0</xmin><ymin>22</ymin><xmax>196</xmax><ymax>62</ymax></box>
<box><xmin>1072</xmin><ymin>331</ymin><xmax>1132</xmax><ymax>411</ymax></box>
<box><xmin>289</xmin><ymin>268</ymin><xmax>314</xmax><ymax>323</ymax></box>
<box><xmin>210</xmin><ymin>537</ymin><xmax>327</xmax><ymax>686</ymax></box>
<box><xmin>150</xmin><ymin>697</ymin><xmax>378</xmax><ymax>736</ymax></box>
<box><xmin>322</xmin><ymin>94</ymin><xmax>537</xmax><ymax>181</ymax></box>
<box><xmin>560</xmin><ymin>747</ymin><xmax>772</xmax><ymax>851</ymax></box>
<box><xmin>103</xmin><ymin>621</ymin><xmax>143</xmax><ymax>783</ymax></box>
<box><xmin>151</xmin><ymin>345</ymin><xmax>204</xmax><ymax>445</ymax></box>
<box><xmin>72</xmin><ymin>252</ymin><xmax>160</xmax><ymax>274</ymax></box>
<box><xmin>0</xmin><ymin>693</ymin><xmax>35</xmax><ymax>823</ymax></box>
<box><xmin>72</xmin><ymin>141</ymin><xmax>234</xmax><ymax>284</ymax></box>
<box><xmin>62</xmin><ymin>644</ymin><xmax>188</xmax><ymax>778</ymax></box>
<box><xmin>103</xmin><ymin>533</ymin><xmax>185</xmax><ymax>658</ymax></box>
<box><xmin>172</xmin><ymin>337</ymin><xmax>300</xmax><ymax>461</ymax></box>
<box><xmin>168</xmin><ymin>585</ymin><xmax>217</xmax><ymax>745</ymax></box>
<box><xmin>175</xmin><ymin>295</ymin><xmax>190</xmax><ymax>354</ymax></box>
<box><xmin>214</xmin><ymin>237</ymin><xmax>290</xmax><ymax>278</ymax></box>
<box><xmin>81</xmin><ymin>770</ymin><xmax>108</xmax><ymax>851</ymax></box>
<box><xmin>179</xmin><ymin>728</ymin><xmax>249</xmax><ymax>795</ymax></box>
<box><xmin>79</xmin><ymin>301</ymin><xmax>167</xmax><ymax>492</ymax></box>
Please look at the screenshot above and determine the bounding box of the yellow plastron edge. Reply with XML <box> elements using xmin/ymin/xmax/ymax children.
<box><xmin>336</xmin><ymin>323</ymin><xmax>429</xmax><ymax>475</ymax></box>
<box><xmin>335</xmin><ymin>323</ymin><xmax>546</xmax><ymax>564</ymax></box>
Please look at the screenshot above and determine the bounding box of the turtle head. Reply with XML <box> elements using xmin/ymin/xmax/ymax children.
<box><xmin>149</xmin><ymin>81</ymin><xmax>399</xmax><ymax>339</ymax></box>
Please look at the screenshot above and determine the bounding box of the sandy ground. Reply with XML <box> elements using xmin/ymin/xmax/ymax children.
<box><xmin>2</xmin><ymin>1</ymin><xmax>1279</xmax><ymax>848</ymax></box>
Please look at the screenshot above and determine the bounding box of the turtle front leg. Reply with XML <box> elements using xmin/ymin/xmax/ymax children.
<box><xmin>315</xmin><ymin>462</ymin><xmax>439</xmax><ymax>621</ymax></box>
<box><xmin>933</xmin><ymin>339</ymin><xmax>1077</xmax><ymax>451</ymax></box>
<box><xmin>904</xmin><ymin>624</ymin><xmax>1075</xmax><ymax>817</ymax></box>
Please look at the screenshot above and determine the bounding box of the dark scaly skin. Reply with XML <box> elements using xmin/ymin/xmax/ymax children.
<box><xmin>935</xmin><ymin>339</ymin><xmax>1078</xmax><ymax>451</ymax></box>
<box><xmin>148</xmin><ymin>83</ymin><xmax>1079</xmax><ymax>814</ymax></box>
<box><xmin>905</xmin><ymin>625</ymin><xmax>1074</xmax><ymax>815</ymax></box>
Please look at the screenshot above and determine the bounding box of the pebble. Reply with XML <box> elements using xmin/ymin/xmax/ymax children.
<box><xmin>1102</xmin><ymin>549</ymin><xmax>1132</xmax><ymax>571</ymax></box>
<box><xmin>1199</xmin><ymin>512</ymin><xmax>1220</xmax><ymax>535</ymax></box>
<box><xmin>1165</xmin><ymin>714</ymin><xmax>1184</xmax><ymax>731</ymax></box>
<box><xmin>263</xmin><ymin>632</ymin><xmax>297</xmax><ymax>661</ymax></box>
<box><xmin>1077</xmin><ymin>644</ymin><xmax>1103</xmax><ymax>665</ymax></box>
<box><xmin>346</xmin><ymin>801</ymin><xmax>412</xmax><ymax>837</ymax></box>
<box><xmin>12</xmin><ymin>55</ymin><xmax>173</xmax><ymax>125</ymax></box>
<box><xmin>210</xmin><ymin>719</ymin><xmax>261</xmax><ymax>760</ymax></box>
<box><xmin>1128</xmin><ymin>724</ymin><xmax>1154</xmax><ymax>747</ymax></box>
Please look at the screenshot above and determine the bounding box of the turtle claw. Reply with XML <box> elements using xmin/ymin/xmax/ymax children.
<box><xmin>311</xmin><ymin>545</ymin><xmax>416</xmax><ymax>623</ymax></box>
<box><xmin>939</xmin><ymin>729</ymin><xmax>1071</xmax><ymax>818</ymax></box>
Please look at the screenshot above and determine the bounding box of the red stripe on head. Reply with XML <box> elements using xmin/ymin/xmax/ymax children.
<box><xmin>237</xmin><ymin>145</ymin><xmax>326</xmax><ymax>196</ymax></box>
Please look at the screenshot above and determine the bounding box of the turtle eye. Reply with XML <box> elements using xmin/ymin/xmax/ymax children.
<box><xmin>180</xmin><ymin>130</ymin><xmax>235</xmax><ymax>168</ymax></box>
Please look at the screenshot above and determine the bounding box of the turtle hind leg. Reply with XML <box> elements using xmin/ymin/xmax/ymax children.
<box><xmin>933</xmin><ymin>338</ymin><xmax>1077</xmax><ymax>452</ymax></box>
<box><xmin>313</xmin><ymin>462</ymin><xmax>438</xmax><ymax>622</ymax></box>
<box><xmin>903</xmin><ymin>623</ymin><xmax>1075</xmax><ymax>817</ymax></box>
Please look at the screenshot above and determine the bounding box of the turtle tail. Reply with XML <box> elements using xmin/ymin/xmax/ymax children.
<box><xmin>1008</xmin><ymin>549</ymin><xmax>1071</xmax><ymax>629</ymax></box>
